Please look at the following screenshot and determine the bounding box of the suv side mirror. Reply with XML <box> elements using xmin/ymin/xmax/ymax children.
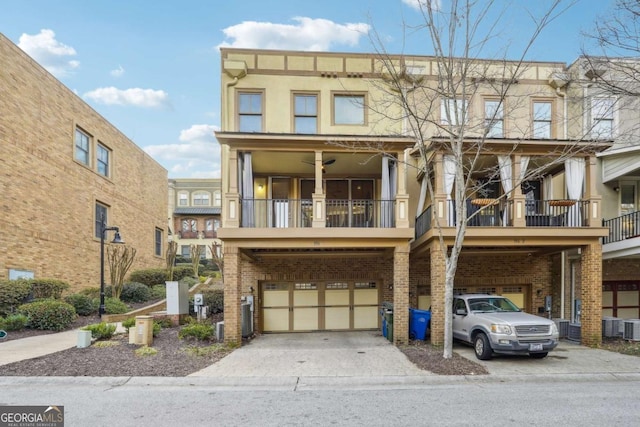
<box><xmin>455</xmin><ymin>308</ymin><xmax>467</xmax><ymax>316</ymax></box>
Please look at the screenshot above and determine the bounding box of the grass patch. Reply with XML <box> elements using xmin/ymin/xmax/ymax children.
<box><xmin>93</xmin><ymin>341</ymin><xmax>120</xmax><ymax>348</ymax></box>
<box><xmin>135</xmin><ymin>346</ymin><xmax>158</xmax><ymax>357</ymax></box>
<box><xmin>601</xmin><ymin>338</ymin><xmax>640</xmax><ymax>356</ymax></box>
<box><xmin>184</xmin><ymin>343</ymin><xmax>230</xmax><ymax>357</ymax></box>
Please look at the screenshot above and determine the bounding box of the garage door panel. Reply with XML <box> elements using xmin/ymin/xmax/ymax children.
<box><xmin>294</xmin><ymin>290</ymin><xmax>318</xmax><ymax>306</ymax></box>
<box><xmin>354</xmin><ymin>289</ymin><xmax>378</xmax><ymax>305</ymax></box>
<box><xmin>325</xmin><ymin>307</ymin><xmax>350</xmax><ymax>329</ymax></box>
<box><xmin>264</xmin><ymin>290</ymin><xmax>289</xmax><ymax>307</ymax></box>
<box><xmin>294</xmin><ymin>308</ymin><xmax>318</xmax><ymax>330</ymax></box>
<box><xmin>354</xmin><ymin>306</ymin><xmax>378</xmax><ymax>329</ymax></box>
<box><xmin>263</xmin><ymin>308</ymin><xmax>289</xmax><ymax>331</ymax></box>
<box><xmin>326</xmin><ymin>289</ymin><xmax>349</xmax><ymax>305</ymax></box>
<box><xmin>502</xmin><ymin>293</ymin><xmax>524</xmax><ymax>309</ymax></box>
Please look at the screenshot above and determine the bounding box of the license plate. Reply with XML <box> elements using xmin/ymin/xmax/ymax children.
<box><xmin>529</xmin><ymin>343</ymin><xmax>543</xmax><ymax>351</ymax></box>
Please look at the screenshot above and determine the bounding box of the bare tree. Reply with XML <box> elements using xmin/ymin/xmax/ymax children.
<box><xmin>209</xmin><ymin>241</ymin><xmax>224</xmax><ymax>278</ymax></box>
<box><xmin>107</xmin><ymin>244</ymin><xmax>136</xmax><ymax>299</ymax></box>
<box><xmin>363</xmin><ymin>0</ymin><xmax>583</xmax><ymax>358</ymax></box>
<box><xmin>190</xmin><ymin>244</ymin><xmax>204</xmax><ymax>278</ymax></box>
<box><xmin>166</xmin><ymin>240</ymin><xmax>178</xmax><ymax>281</ymax></box>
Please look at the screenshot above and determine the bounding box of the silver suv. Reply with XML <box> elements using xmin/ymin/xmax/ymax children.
<box><xmin>452</xmin><ymin>294</ymin><xmax>559</xmax><ymax>360</ymax></box>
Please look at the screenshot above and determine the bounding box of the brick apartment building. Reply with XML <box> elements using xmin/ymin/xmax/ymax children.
<box><xmin>0</xmin><ymin>32</ymin><xmax>167</xmax><ymax>291</ymax></box>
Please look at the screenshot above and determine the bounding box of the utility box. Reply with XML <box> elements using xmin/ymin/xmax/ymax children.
<box><xmin>216</xmin><ymin>321</ymin><xmax>224</xmax><ymax>341</ymax></box>
<box><xmin>166</xmin><ymin>281</ymin><xmax>188</xmax><ymax>315</ymax></box>
<box><xmin>135</xmin><ymin>315</ymin><xmax>154</xmax><ymax>346</ymax></box>
<box><xmin>77</xmin><ymin>330</ymin><xmax>92</xmax><ymax>348</ymax></box>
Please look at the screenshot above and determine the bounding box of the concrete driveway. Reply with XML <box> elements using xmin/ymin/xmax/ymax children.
<box><xmin>191</xmin><ymin>331</ymin><xmax>640</xmax><ymax>379</ymax></box>
<box><xmin>191</xmin><ymin>331</ymin><xmax>433</xmax><ymax>378</ymax></box>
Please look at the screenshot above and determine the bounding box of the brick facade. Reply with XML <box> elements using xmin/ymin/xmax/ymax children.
<box><xmin>581</xmin><ymin>243</ymin><xmax>603</xmax><ymax>346</ymax></box>
<box><xmin>0</xmin><ymin>33</ymin><xmax>166</xmax><ymax>291</ymax></box>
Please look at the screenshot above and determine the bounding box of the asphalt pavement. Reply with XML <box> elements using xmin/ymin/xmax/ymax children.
<box><xmin>1</xmin><ymin>328</ymin><xmax>639</xmax><ymax>382</ymax></box>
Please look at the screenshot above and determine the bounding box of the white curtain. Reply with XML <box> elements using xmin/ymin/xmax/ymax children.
<box><xmin>498</xmin><ymin>155</ymin><xmax>512</xmax><ymax>226</ymax></box>
<box><xmin>381</xmin><ymin>157</ymin><xmax>396</xmax><ymax>227</ymax></box>
<box><xmin>241</xmin><ymin>152</ymin><xmax>254</xmax><ymax>227</ymax></box>
<box><xmin>565</xmin><ymin>157</ymin><xmax>585</xmax><ymax>226</ymax></box>
<box><xmin>444</xmin><ymin>155</ymin><xmax>456</xmax><ymax>226</ymax></box>
<box><xmin>543</xmin><ymin>173</ymin><xmax>553</xmax><ymax>214</ymax></box>
<box><xmin>416</xmin><ymin>176</ymin><xmax>428</xmax><ymax>216</ymax></box>
<box><xmin>519</xmin><ymin>156</ymin><xmax>531</xmax><ymax>215</ymax></box>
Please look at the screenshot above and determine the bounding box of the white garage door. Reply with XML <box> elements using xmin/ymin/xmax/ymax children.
<box><xmin>262</xmin><ymin>281</ymin><xmax>380</xmax><ymax>332</ymax></box>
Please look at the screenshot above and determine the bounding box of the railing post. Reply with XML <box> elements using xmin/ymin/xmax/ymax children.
<box><xmin>312</xmin><ymin>193</ymin><xmax>326</xmax><ymax>228</ymax></box>
<box><xmin>587</xmin><ymin>196</ymin><xmax>602</xmax><ymax>227</ymax></box>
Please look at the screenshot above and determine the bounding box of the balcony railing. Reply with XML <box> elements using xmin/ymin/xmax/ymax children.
<box><xmin>603</xmin><ymin>211</ymin><xmax>640</xmax><ymax>244</ymax></box>
<box><xmin>239</xmin><ymin>198</ymin><xmax>395</xmax><ymax>228</ymax></box>
<box><xmin>414</xmin><ymin>199</ymin><xmax>590</xmax><ymax>239</ymax></box>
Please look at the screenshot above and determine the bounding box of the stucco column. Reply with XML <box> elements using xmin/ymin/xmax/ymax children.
<box><xmin>585</xmin><ymin>156</ymin><xmax>602</xmax><ymax>227</ymax></box>
<box><xmin>432</xmin><ymin>153</ymin><xmax>448</xmax><ymax>228</ymax></box>
<box><xmin>225</xmin><ymin>149</ymin><xmax>240</xmax><ymax>228</ymax></box>
<box><xmin>393</xmin><ymin>243</ymin><xmax>410</xmax><ymax>345</ymax></box>
<box><xmin>511</xmin><ymin>154</ymin><xmax>526</xmax><ymax>227</ymax></box>
<box><xmin>580</xmin><ymin>242</ymin><xmax>602</xmax><ymax>347</ymax></box>
<box><xmin>395</xmin><ymin>151</ymin><xmax>410</xmax><ymax>228</ymax></box>
<box><xmin>223</xmin><ymin>244</ymin><xmax>242</xmax><ymax>345</ymax></box>
<box><xmin>312</xmin><ymin>151</ymin><xmax>326</xmax><ymax>227</ymax></box>
<box><xmin>429</xmin><ymin>240</ymin><xmax>446</xmax><ymax>346</ymax></box>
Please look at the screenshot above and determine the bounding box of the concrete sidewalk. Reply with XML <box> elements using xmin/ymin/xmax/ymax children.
<box><xmin>0</xmin><ymin>329</ymin><xmax>80</xmax><ymax>366</ymax></box>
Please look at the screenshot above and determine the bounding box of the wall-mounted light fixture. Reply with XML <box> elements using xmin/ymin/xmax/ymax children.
<box><xmin>614</xmin><ymin>186</ymin><xmax>620</xmax><ymax>192</ymax></box>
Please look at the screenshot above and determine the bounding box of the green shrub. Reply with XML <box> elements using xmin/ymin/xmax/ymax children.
<box><xmin>83</xmin><ymin>322</ymin><xmax>116</xmax><ymax>340</ymax></box>
<box><xmin>150</xmin><ymin>285</ymin><xmax>166</xmax><ymax>299</ymax></box>
<box><xmin>102</xmin><ymin>297</ymin><xmax>129</xmax><ymax>314</ymax></box>
<box><xmin>64</xmin><ymin>293</ymin><xmax>98</xmax><ymax>316</ymax></box>
<box><xmin>28</xmin><ymin>278</ymin><xmax>70</xmax><ymax>299</ymax></box>
<box><xmin>18</xmin><ymin>299</ymin><xmax>77</xmax><ymax>331</ymax></box>
<box><xmin>201</xmin><ymin>289</ymin><xmax>224</xmax><ymax>314</ymax></box>
<box><xmin>178</xmin><ymin>323</ymin><xmax>214</xmax><ymax>341</ymax></box>
<box><xmin>128</xmin><ymin>268</ymin><xmax>167</xmax><ymax>287</ymax></box>
<box><xmin>121</xmin><ymin>317</ymin><xmax>136</xmax><ymax>331</ymax></box>
<box><xmin>180</xmin><ymin>276</ymin><xmax>198</xmax><ymax>287</ymax></box>
<box><xmin>173</xmin><ymin>266</ymin><xmax>194</xmax><ymax>281</ymax></box>
<box><xmin>153</xmin><ymin>321</ymin><xmax>162</xmax><ymax>337</ymax></box>
<box><xmin>0</xmin><ymin>279</ymin><xmax>33</xmax><ymax>316</ymax></box>
<box><xmin>120</xmin><ymin>282</ymin><xmax>151</xmax><ymax>303</ymax></box>
<box><xmin>80</xmin><ymin>287</ymin><xmax>101</xmax><ymax>299</ymax></box>
<box><xmin>0</xmin><ymin>314</ymin><xmax>29</xmax><ymax>331</ymax></box>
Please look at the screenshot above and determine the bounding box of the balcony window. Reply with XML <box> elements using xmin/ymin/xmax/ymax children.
<box><xmin>294</xmin><ymin>93</ymin><xmax>318</xmax><ymax>133</ymax></box>
<box><xmin>334</xmin><ymin>94</ymin><xmax>365</xmax><ymax>125</ymax></box>
<box><xmin>178</xmin><ymin>193</ymin><xmax>188</xmax><ymax>206</ymax></box>
<box><xmin>591</xmin><ymin>97</ymin><xmax>614</xmax><ymax>139</ymax></box>
<box><xmin>533</xmin><ymin>102</ymin><xmax>552</xmax><ymax>138</ymax></box>
<box><xmin>484</xmin><ymin>100</ymin><xmax>503</xmax><ymax>137</ymax></box>
<box><xmin>441</xmin><ymin>98</ymin><xmax>468</xmax><ymax>126</ymax></box>
<box><xmin>193</xmin><ymin>193</ymin><xmax>210</xmax><ymax>206</ymax></box>
<box><xmin>238</xmin><ymin>92</ymin><xmax>262</xmax><ymax>132</ymax></box>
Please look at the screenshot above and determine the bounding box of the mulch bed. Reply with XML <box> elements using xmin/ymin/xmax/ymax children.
<box><xmin>399</xmin><ymin>339</ymin><xmax>489</xmax><ymax>376</ymax></box>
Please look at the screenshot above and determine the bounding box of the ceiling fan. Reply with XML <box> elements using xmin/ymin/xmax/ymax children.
<box><xmin>302</xmin><ymin>158</ymin><xmax>336</xmax><ymax>172</ymax></box>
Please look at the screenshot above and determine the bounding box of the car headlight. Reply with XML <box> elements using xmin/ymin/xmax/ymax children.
<box><xmin>550</xmin><ymin>322</ymin><xmax>559</xmax><ymax>334</ymax></box>
<box><xmin>490</xmin><ymin>324</ymin><xmax>512</xmax><ymax>334</ymax></box>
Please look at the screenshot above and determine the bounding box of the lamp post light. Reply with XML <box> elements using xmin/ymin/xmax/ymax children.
<box><xmin>99</xmin><ymin>214</ymin><xmax>124</xmax><ymax>317</ymax></box>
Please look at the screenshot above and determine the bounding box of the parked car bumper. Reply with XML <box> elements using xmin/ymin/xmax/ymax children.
<box><xmin>489</xmin><ymin>336</ymin><xmax>559</xmax><ymax>354</ymax></box>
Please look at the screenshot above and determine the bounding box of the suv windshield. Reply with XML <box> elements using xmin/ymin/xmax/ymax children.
<box><xmin>468</xmin><ymin>297</ymin><xmax>520</xmax><ymax>313</ymax></box>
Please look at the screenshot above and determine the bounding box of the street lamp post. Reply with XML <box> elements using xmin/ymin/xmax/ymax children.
<box><xmin>99</xmin><ymin>214</ymin><xmax>124</xmax><ymax>317</ymax></box>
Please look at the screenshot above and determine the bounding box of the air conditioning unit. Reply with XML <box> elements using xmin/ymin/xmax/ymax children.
<box><xmin>241</xmin><ymin>303</ymin><xmax>252</xmax><ymax>338</ymax></box>
<box><xmin>567</xmin><ymin>323</ymin><xmax>581</xmax><ymax>342</ymax></box>
<box><xmin>602</xmin><ymin>316</ymin><xmax>622</xmax><ymax>338</ymax></box>
<box><xmin>623</xmin><ymin>319</ymin><xmax>640</xmax><ymax>341</ymax></box>
<box><xmin>553</xmin><ymin>318</ymin><xmax>569</xmax><ymax>339</ymax></box>
<box><xmin>215</xmin><ymin>321</ymin><xmax>224</xmax><ymax>341</ymax></box>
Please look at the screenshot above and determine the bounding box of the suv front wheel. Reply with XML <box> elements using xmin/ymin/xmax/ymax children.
<box><xmin>473</xmin><ymin>332</ymin><xmax>492</xmax><ymax>360</ymax></box>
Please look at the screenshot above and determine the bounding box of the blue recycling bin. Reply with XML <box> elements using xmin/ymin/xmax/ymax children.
<box><xmin>409</xmin><ymin>308</ymin><xmax>431</xmax><ymax>340</ymax></box>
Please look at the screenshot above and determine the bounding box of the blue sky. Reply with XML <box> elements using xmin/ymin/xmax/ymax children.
<box><xmin>0</xmin><ymin>0</ymin><xmax>614</xmax><ymax>178</ymax></box>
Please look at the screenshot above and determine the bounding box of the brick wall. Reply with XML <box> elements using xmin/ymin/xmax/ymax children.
<box><xmin>0</xmin><ymin>34</ymin><xmax>166</xmax><ymax>292</ymax></box>
<box><xmin>581</xmin><ymin>243</ymin><xmax>602</xmax><ymax>346</ymax></box>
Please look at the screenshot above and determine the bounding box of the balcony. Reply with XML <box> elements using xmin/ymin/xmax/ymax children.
<box><xmin>415</xmin><ymin>199</ymin><xmax>591</xmax><ymax>239</ymax></box>
<box><xmin>178</xmin><ymin>231</ymin><xmax>199</xmax><ymax>239</ymax></box>
<box><xmin>239</xmin><ymin>198</ymin><xmax>396</xmax><ymax>228</ymax></box>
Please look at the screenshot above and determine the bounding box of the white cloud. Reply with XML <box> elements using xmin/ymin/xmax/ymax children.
<box><xmin>18</xmin><ymin>29</ymin><xmax>79</xmax><ymax>77</ymax></box>
<box><xmin>217</xmin><ymin>17</ymin><xmax>370</xmax><ymax>51</ymax></box>
<box><xmin>83</xmin><ymin>87</ymin><xmax>170</xmax><ymax>108</ymax></box>
<box><xmin>110</xmin><ymin>65</ymin><xmax>125</xmax><ymax>77</ymax></box>
<box><xmin>145</xmin><ymin>124</ymin><xmax>221</xmax><ymax>178</ymax></box>
<box><xmin>402</xmin><ymin>0</ymin><xmax>441</xmax><ymax>11</ymax></box>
